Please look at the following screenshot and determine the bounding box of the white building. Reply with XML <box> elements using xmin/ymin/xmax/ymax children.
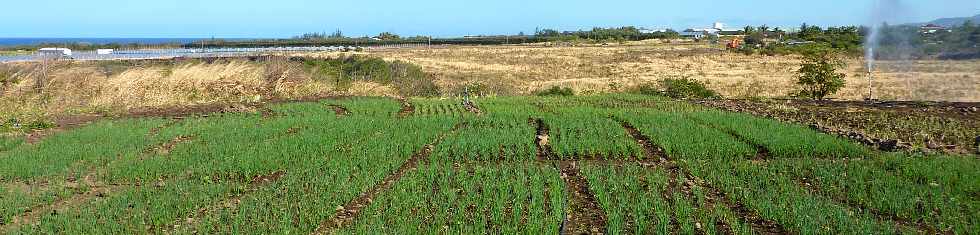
<box><xmin>38</xmin><ymin>48</ymin><xmax>72</xmax><ymax>57</ymax></box>
<box><xmin>96</xmin><ymin>49</ymin><xmax>114</xmax><ymax>55</ymax></box>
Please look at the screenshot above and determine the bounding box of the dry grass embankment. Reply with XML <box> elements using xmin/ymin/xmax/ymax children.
<box><xmin>364</xmin><ymin>41</ymin><xmax>980</xmax><ymax>101</ymax></box>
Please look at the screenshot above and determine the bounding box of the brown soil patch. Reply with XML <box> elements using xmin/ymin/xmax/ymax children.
<box><xmin>464</xmin><ymin>101</ymin><xmax>483</xmax><ymax>115</ymax></box>
<box><xmin>144</xmin><ymin>135</ymin><xmax>195</xmax><ymax>156</ymax></box>
<box><xmin>168</xmin><ymin>170</ymin><xmax>287</xmax><ymax>233</ymax></box>
<box><xmin>533</xmin><ymin>118</ymin><xmax>554</xmax><ymax>161</ymax></box>
<box><xmin>557</xmin><ymin>161</ymin><xmax>608</xmax><ymax>235</ymax></box>
<box><xmin>396</xmin><ymin>97</ymin><xmax>415</xmax><ymax>117</ymax></box>
<box><xmin>25</xmin><ymin>114</ymin><xmax>102</xmax><ymax>144</ymax></box>
<box><xmin>312</xmin><ymin>122</ymin><xmax>462</xmax><ymax>234</ymax></box>
<box><xmin>326</xmin><ymin>104</ymin><xmax>350</xmax><ymax>116</ymax></box>
<box><xmin>533</xmin><ymin>118</ymin><xmax>607</xmax><ymax>234</ymax></box>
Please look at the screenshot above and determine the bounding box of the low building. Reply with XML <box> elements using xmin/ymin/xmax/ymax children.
<box><xmin>38</xmin><ymin>48</ymin><xmax>72</xmax><ymax>57</ymax></box>
<box><xmin>679</xmin><ymin>31</ymin><xmax>706</xmax><ymax>39</ymax></box>
<box><xmin>96</xmin><ymin>49</ymin><xmax>114</xmax><ymax>55</ymax></box>
<box><xmin>920</xmin><ymin>24</ymin><xmax>949</xmax><ymax>34</ymax></box>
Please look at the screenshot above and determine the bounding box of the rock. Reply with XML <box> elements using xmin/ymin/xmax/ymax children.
<box><xmin>926</xmin><ymin>141</ymin><xmax>941</xmax><ymax>150</ymax></box>
<box><xmin>879</xmin><ymin>139</ymin><xmax>899</xmax><ymax>151</ymax></box>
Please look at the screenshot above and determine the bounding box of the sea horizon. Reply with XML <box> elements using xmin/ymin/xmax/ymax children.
<box><xmin>0</xmin><ymin>37</ymin><xmax>264</xmax><ymax>47</ymax></box>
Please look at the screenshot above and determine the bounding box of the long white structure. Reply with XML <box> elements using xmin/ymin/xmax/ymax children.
<box><xmin>38</xmin><ymin>48</ymin><xmax>72</xmax><ymax>57</ymax></box>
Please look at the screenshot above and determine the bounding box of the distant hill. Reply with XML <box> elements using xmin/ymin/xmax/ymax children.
<box><xmin>920</xmin><ymin>14</ymin><xmax>980</xmax><ymax>27</ymax></box>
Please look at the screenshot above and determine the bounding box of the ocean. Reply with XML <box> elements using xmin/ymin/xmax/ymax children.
<box><xmin>0</xmin><ymin>38</ymin><xmax>256</xmax><ymax>47</ymax></box>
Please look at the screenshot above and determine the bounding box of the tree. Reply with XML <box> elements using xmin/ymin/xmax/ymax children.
<box><xmin>329</xmin><ymin>29</ymin><xmax>344</xmax><ymax>38</ymax></box>
<box><xmin>758</xmin><ymin>25</ymin><xmax>770</xmax><ymax>38</ymax></box>
<box><xmin>376</xmin><ymin>32</ymin><xmax>400</xmax><ymax>40</ymax></box>
<box><xmin>795</xmin><ymin>50</ymin><xmax>846</xmax><ymax>100</ymax></box>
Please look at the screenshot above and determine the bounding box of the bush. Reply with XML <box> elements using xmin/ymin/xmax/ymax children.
<box><xmin>794</xmin><ymin>50</ymin><xmax>846</xmax><ymax>100</ymax></box>
<box><xmin>304</xmin><ymin>56</ymin><xmax>439</xmax><ymax>96</ymax></box>
<box><xmin>660</xmin><ymin>77</ymin><xmax>720</xmax><ymax>99</ymax></box>
<box><xmin>536</xmin><ymin>86</ymin><xmax>574</xmax><ymax>96</ymax></box>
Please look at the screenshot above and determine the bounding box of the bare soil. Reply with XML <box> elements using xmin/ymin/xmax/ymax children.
<box><xmin>143</xmin><ymin>135</ymin><xmax>195</xmax><ymax>156</ymax></box>
<box><xmin>557</xmin><ymin>161</ymin><xmax>608</xmax><ymax>235</ymax></box>
<box><xmin>533</xmin><ymin>118</ymin><xmax>607</xmax><ymax>234</ymax></box>
<box><xmin>326</xmin><ymin>104</ymin><xmax>350</xmax><ymax>116</ymax></box>
<box><xmin>464</xmin><ymin>101</ymin><xmax>483</xmax><ymax>115</ymax></box>
<box><xmin>25</xmin><ymin>114</ymin><xmax>102</xmax><ymax>144</ymax></box>
<box><xmin>397</xmin><ymin>98</ymin><xmax>415</xmax><ymax>117</ymax></box>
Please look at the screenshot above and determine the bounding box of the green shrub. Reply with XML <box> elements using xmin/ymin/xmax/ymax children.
<box><xmin>304</xmin><ymin>56</ymin><xmax>438</xmax><ymax>96</ymax></box>
<box><xmin>794</xmin><ymin>50</ymin><xmax>846</xmax><ymax>100</ymax></box>
<box><xmin>660</xmin><ymin>77</ymin><xmax>720</xmax><ymax>99</ymax></box>
<box><xmin>536</xmin><ymin>86</ymin><xmax>574</xmax><ymax>96</ymax></box>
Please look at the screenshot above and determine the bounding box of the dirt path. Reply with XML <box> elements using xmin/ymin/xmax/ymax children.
<box><xmin>557</xmin><ymin>161</ymin><xmax>608</xmax><ymax>234</ymax></box>
<box><xmin>311</xmin><ymin>122</ymin><xmax>461</xmax><ymax>234</ymax></box>
<box><xmin>533</xmin><ymin>118</ymin><xmax>554</xmax><ymax>161</ymax></box>
<box><xmin>533</xmin><ymin>118</ymin><xmax>607</xmax><ymax>234</ymax></box>
<box><xmin>617</xmin><ymin>119</ymin><xmax>789</xmax><ymax>235</ymax></box>
<box><xmin>167</xmin><ymin>171</ymin><xmax>286</xmax><ymax>233</ymax></box>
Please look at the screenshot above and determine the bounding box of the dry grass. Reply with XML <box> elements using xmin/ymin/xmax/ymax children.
<box><xmin>0</xmin><ymin>59</ymin><xmax>342</xmax><ymax>130</ymax></box>
<box><xmin>362</xmin><ymin>41</ymin><xmax>980</xmax><ymax>101</ymax></box>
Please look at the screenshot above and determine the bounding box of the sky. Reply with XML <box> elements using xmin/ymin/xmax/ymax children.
<box><xmin>1</xmin><ymin>0</ymin><xmax>978</xmax><ymax>38</ymax></box>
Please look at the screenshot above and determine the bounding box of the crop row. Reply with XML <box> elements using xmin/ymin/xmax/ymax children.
<box><xmin>341</xmin><ymin>161</ymin><xmax>565</xmax><ymax>234</ymax></box>
<box><xmin>2</xmin><ymin>100</ymin><xmax>458</xmax><ymax>233</ymax></box>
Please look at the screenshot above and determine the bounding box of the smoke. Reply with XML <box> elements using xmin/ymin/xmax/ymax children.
<box><xmin>866</xmin><ymin>0</ymin><xmax>909</xmax><ymax>71</ymax></box>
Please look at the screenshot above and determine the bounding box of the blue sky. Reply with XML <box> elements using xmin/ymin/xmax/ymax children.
<box><xmin>1</xmin><ymin>0</ymin><xmax>978</xmax><ymax>38</ymax></box>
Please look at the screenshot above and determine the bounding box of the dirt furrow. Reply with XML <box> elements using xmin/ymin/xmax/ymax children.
<box><xmin>143</xmin><ymin>135</ymin><xmax>195</xmax><ymax>156</ymax></box>
<box><xmin>533</xmin><ymin>118</ymin><xmax>607</xmax><ymax>234</ymax></box>
<box><xmin>617</xmin><ymin>119</ymin><xmax>788</xmax><ymax>235</ymax></box>
<box><xmin>311</xmin><ymin>123</ymin><xmax>461</xmax><ymax>234</ymax></box>
<box><xmin>532</xmin><ymin>118</ymin><xmax>554</xmax><ymax>162</ymax></box>
<box><xmin>167</xmin><ymin>171</ymin><xmax>286</xmax><ymax>233</ymax></box>
<box><xmin>557</xmin><ymin>161</ymin><xmax>609</xmax><ymax>235</ymax></box>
